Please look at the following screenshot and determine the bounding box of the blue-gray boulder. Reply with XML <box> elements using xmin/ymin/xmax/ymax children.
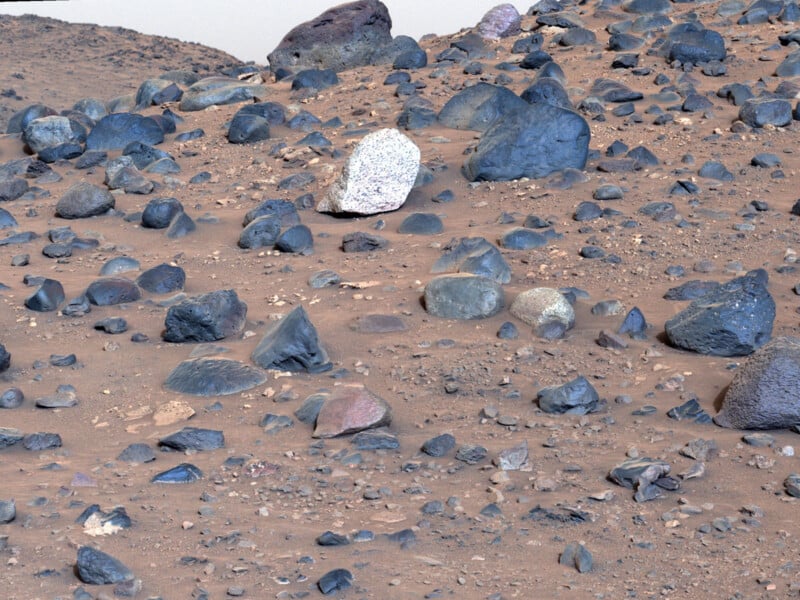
<box><xmin>251</xmin><ymin>305</ymin><xmax>332</xmax><ymax>373</ymax></box>
<box><xmin>716</xmin><ymin>336</ymin><xmax>800</xmax><ymax>429</ymax></box>
<box><xmin>136</xmin><ymin>263</ymin><xmax>185</xmax><ymax>294</ymax></box>
<box><xmin>0</xmin><ymin>178</ymin><xmax>28</xmax><ymax>202</ymax></box>
<box><xmin>239</xmin><ymin>215</ymin><xmax>281</xmax><ymax>249</ymax></box>
<box><xmin>227</xmin><ymin>113</ymin><xmax>270</xmax><ymax>144</ymax></box>
<box><xmin>537</xmin><ymin>375</ymin><xmax>599</xmax><ymax>414</ymax></box>
<box><xmin>142</xmin><ymin>197</ymin><xmax>184</xmax><ymax>229</ymax></box>
<box><xmin>739</xmin><ymin>98</ymin><xmax>793</xmax><ymax>128</ymax></box>
<box><xmin>85</xmin><ymin>278</ymin><xmax>141</xmax><ymax>306</ymax></box>
<box><xmin>438</xmin><ymin>83</ymin><xmax>527</xmax><ymax>132</ymax></box>
<box><xmin>159</xmin><ymin>427</ymin><xmax>224</xmax><ymax>451</ymax></box>
<box><xmin>163</xmin><ymin>289</ymin><xmax>247</xmax><ymax>343</ymax></box>
<box><xmin>292</xmin><ymin>69</ymin><xmax>339</xmax><ymax>91</ymax></box>
<box><xmin>56</xmin><ymin>182</ymin><xmax>114</xmax><ymax>219</ymax></box>
<box><xmin>23</xmin><ymin>116</ymin><xmax>87</xmax><ymax>153</ymax></box>
<box><xmin>76</xmin><ymin>546</ymin><xmax>133</xmax><ymax>585</ymax></box>
<box><xmin>24</xmin><ymin>278</ymin><xmax>65</xmax><ymax>312</ymax></box>
<box><xmin>431</xmin><ymin>237</ymin><xmax>511</xmax><ymax>284</ymax></box>
<box><xmin>665</xmin><ymin>271</ymin><xmax>774</xmax><ymax>356</ymax></box>
<box><xmin>164</xmin><ymin>357</ymin><xmax>267</xmax><ymax>396</ymax></box>
<box><xmin>662</xmin><ymin>23</ymin><xmax>726</xmax><ymax>65</ymax></box>
<box><xmin>424</xmin><ymin>274</ymin><xmax>504</xmax><ymax>319</ymax></box>
<box><xmin>6</xmin><ymin>104</ymin><xmax>57</xmax><ymax>134</ymax></box>
<box><xmin>776</xmin><ymin>50</ymin><xmax>800</xmax><ymax>77</ymax></box>
<box><xmin>520</xmin><ymin>77</ymin><xmax>572</xmax><ymax>109</ymax></box>
<box><xmin>86</xmin><ymin>113</ymin><xmax>164</xmax><ymax>151</ymax></box>
<box><xmin>178</xmin><ymin>77</ymin><xmax>267</xmax><ymax>111</ymax></box>
<box><xmin>463</xmin><ymin>103</ymin><xmax>590</xmax><ymax>181</ymax></box>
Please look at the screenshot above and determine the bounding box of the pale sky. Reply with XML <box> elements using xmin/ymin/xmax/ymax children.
<box><xmin>0</xmin><ymin>1</ymin><xmax>533</xmax><ymax>63</ymax></box>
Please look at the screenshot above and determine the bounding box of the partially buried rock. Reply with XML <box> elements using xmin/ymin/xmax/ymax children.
<box><xmin>342</xmin><ymin>232</ymin><xmax>388</xmax><ymax>252</ymax></box>
<box><xmin>715</xmin><ymin>336</ymin><xmax>800</xmax><ymax>429</ymax></box>
<box><xmin>350</xmin><ymin>314</ymin><xmax>406</xmax><ymax>333</ymax></box>
<box><xmin>35</xmin><ymin>384</ymin><xmax>79</xmax><ymax>408</ymax></box>
<box><xmin>665</xmin><ymin>271</ymin><xmax>774</xmax><ymax>356</ymax></box>
<box><xmin>163</xmin><ymin>289</ymin><xmax>247</xmax><ymax>342</ymax></box>
<box><xmin>432</xmin><ymin>237</ymin><xmax>511</xmax><ymax>284</ymax></box>
<box><xmin>159</xmin><ymin>427</ymin><xmax>224</xmax><ymax>452</ymax></box>
<box><xmin>164</xmin><ymin>358</ymin><xmax>267</xmax><ymax>396</ymax></box>
<box><xmin>463</xmin><ymin>103</ymin><xmax>590</xmax><ymax>181</ymax></box>
<box><xmin>510</xmin><ymin>288</ymin><xmax>575</xmax><ymax>339</ymax></box>
<box><xmin>151</xmin><ymin>463</ymin><xmax>202</xmax><ymax>484</ymax></box>
<box><xmin>136</xmin><ymin>263</ymin><xmax>185</xmax><ymax>294</ymax></box>
<box><xmin>499</xmin><ymin>228</ymin><xmax>548</xmax><ymax>250</ymax></box>
<box><xmin>317</xmin><ymin>568</ymin><xmax>353</xmax><ymax>595</ymax></box>
<box><xmin>251</xmin><ymin>305</ymin><xmax>332</xmax><ymax>373</ymax></box>
<box><xmin>560</xmin><ymin>542</ymin><xmax>593</xmax><ymax>573</ymax></box>
<box><xmin>0</xmin><ymin>427</ymin><xmax>24</xmax><ymax>448</ymax></box>
<box><xmin>424</xmin><ymin>274</ymin><xmax>504</xmax><ymax>320</ymax></box>
<box><xmin>438</xmin><ymin>83</ymin><xmax>527</xmax><ymax>132</ymax></box>
<box><xmin>313</xmin><ymin>384</ymin><xmax>391</xmax><ymax>438</ymax></box>
<box><xmin>316</xmin><ymin>128</ymin><xmax>420</xmax><ymax>215</ymax></box>
<box><xmin>22</xmin><ymin>432</ymin><xmax>62</xmax><ymax>451</ymax></box>
<box><xmin>0</xmin><ymin>499</ymin><xmax>15</xmax><ymax>524</ymax></box>
<box><xmin>398</xmin><ymin>213</ymin><xmax>443</xmax><ymax>235</ymax></box>
<box><xmin>0</xmin><ymin>388</ymin><xmax>23</xmax><ymax>409</ymax></box>
<box><xmin>117</xmin><ymin>443</ymin><xmax>156</xmax><ymax>464</ymax></box>
<box><xmin>179</xmin><ymin>77</ymin><xmax>267</xmax><ymax>111</ymax></box>
<box><xmin>608</xmin><ymin>457</ymin><xmax>676</xmax><ymax>502</ymax></box>
<box><xmin>421</xmin><ymin>433</ymin><xmax>456</xmax><ymax>457</ymax></box>
<box><xmin>85</xmin><ymin>277</ymin><xmax>141</xmax><ymax>306</ymax></box>
<box><xmin>56</xmin><ymin>182</ymin><xmax>115</xmax><ymax>219</ymax></box>
<box><xmin>24</xmin><ymin>278</ymin><xmax>64</xmax><ymax>312</ymax></box>
<box><xmin>537</xmin><ymin>376</ymin><xmax>599</xmax><ymax>415</ymax></box>
<box><xmin>76</xmin><ymin>546</ymin><xmax>134</xmax><ymax>585</ymax></box>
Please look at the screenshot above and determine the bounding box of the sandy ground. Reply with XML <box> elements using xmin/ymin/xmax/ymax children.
<box><xmin>1</xmin><ymin>6</ymin><xmax>800</xmax><ymax>600</ymax></box>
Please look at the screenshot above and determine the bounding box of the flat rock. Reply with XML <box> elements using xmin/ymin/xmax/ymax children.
<box><xmin>424</xmin><ymin>274</ymin><xmax>504</xmax><ymax>320</ymax></box>
<box><xmin>716</xmin><ymin>336</ymin><xmax>800</xmax><ymax>429</ymax></box>
<box><xmin>251</xmin><ymin>305</ymin><xmax>332</xmax><ymax>373</ymax></box>
<box><xmin>163</xmin><ymin>289</ymin><xmax>247</xmax><ymax>342</ymax></box>
<box><xmin>537</xmin><ymin>376</ymin><xmax>599</xmax><ymax>415</ymax></box>
<box><xmin>510</xmin><ymin>288</ymin><xmax>575</xmax><ymax>339</ymax></box>
<box><xmin>0</xmin><ymin>427</ymin><xmax>24</xmax><ymax>448</ymax></box>
<box><xmin>136</xmin><ymin>263</ymin><xmax>185</xmax><ymax>294</ymax></box>
<box><xmin>665</xmin><ymin>271</ymin><xmax>774</xmax><ymax>356</ymax></box>
<box><xmin>464</xmin><ymin>103</ymin><xmax>590</xmax><ymax>181</ymax></box>
<box><xmin>159</xmin><ymin>427</ymin><xmax>225</xmax><ymax>452</ymax></box>
<box><xmin>342</xmin><ymin>231</ymin><xmax>388</xmax><ymax>252</ymax></box>
<box><xmin>313</xmin><ymin>384</ymin><xmax>392</xmax><ymax>438</ymax></box>
<box><xmin>56</xmin><ymin>182</ymin><xmax>115</xmax><ymax>219</ymax></box>
<box><xmin>350</xmin><ymin>314</ymin><xmax>407</xmax><ymax>333</ymax></box>
<box><xmin>86</xmin><ymin>113</ymin><xmax>163</xmax><ymax>151</ymax></box>
<box><xmin>150</xmin><ymin>462</ymin><xmax>203</xmax><ymax>484</ymax></box>
<box><xmin>317</xmin><ymin>128</ymin><xmax>420</xmax><ymax>215</ymax></box>
<box><xmin>499</xmin><ymin>227</ymin><xmax>548</xmax><ymax>250</ymax></box>
<box><xmin>178</xmin><ymin>77</ymin><xmax>267</xmax><ymax>111</ymax></box>
<box><xmin>35</xmin><ymin>385</ymin><xmax>79</xmax><ymax>408</ymax></box>
<box><xmin>117</xmin><ymin>443</ymin><xmax>156</xmax><ymax>463</ymax></box>
<box><xmin>317</xmin><ymin>568</ymin><xmax>353</xmax><ymax>595</ymax></box>
<box><xmin>432</xmin><ymin>237</ymin><xmax>511</xmax><ymax>284</ymax></box>
<box><xmin>164</xmin><ymin>357</ymin><xmax>266</xmax><ymax>396</ymax></box>
<box><xmin>352</xmin><ymin>429</ymin><xmax>399</xmax><ymax>450</ymax></box>
<box><xmin>22</xmin><ymin>432</ymin><xmax>62</xmax><ymax>451</ymax></box>
<box><xmin>85</xmin><ymin>277</ymin><xmax>141</xmax><ymax>306</ymax></box>
<box><xmin>738</xmin><ymin>97</ymin><xmax>793</xmax><ymax>128</ymax></box>
<box><xmin>76</xmin><ymin>546</ymin><xmax>134</xmax><ymax>585</ymax></box>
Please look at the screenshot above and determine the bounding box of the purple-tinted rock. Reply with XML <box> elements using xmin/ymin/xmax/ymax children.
<box><xmin>477</xmin><ymin>4</ymin><xmax>522</xmax><ymax>40</ymax></box>
<box><xmin>313</xmin><ymin>385</ymin><xmax>392</xmax><ymax>438</ymax></box>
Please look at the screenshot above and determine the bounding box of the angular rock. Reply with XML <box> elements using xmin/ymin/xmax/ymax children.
<box><xmin>142</xmin><ymin>197</ymin><xmax>184</xmax><ymax>229</ymax></box>
<box><xmin>22</xmin><ymin>432</ymin><xmax>62</xmax><ymax>451</ymax></box>
<box><xmin>667</xmin><ymin>397</ymin><xmax>712</xmax><ymax>424</ymax></box>
<box><xmin>76</xmin><ymin>546</ymin><xmax>134</xmax><ymax>585</ymax></box>
<box><xmin>117</xmin><ymin>443</ymin><xmax>156</xmax><ymax>464</ymax></box>
<box><xmin>716</xmin><ymin>336</ymin><xmax>800</xmax><ymax>429</ymax></box>
<box><xmin>238</xmin><ymin>215</ymin><xmax>281</xmax><ymax>249</ymax></box>
<box><xmin>739</xmin><ymin>98</ymin><xmax>793</xmax><ymax>128</ymax></box>
<box><xmin>150</xmin><ymin>463</ymin><xmax>203</xmax><ymax>484</ymax></box>
<box><xmin>352</xmin><ymin>429</ymin><xmax>399</xmax><ymax>450</ymax></box>
<box><xmin>23</xmin><ymin>115</ymin><xmax>86</xmax><ymax>153</ymax></box>
<box><xmin>24</xmin><ymin>278</ymin><xmax>65</xmax><ymax>312</ymax></box>
<box><xmin>313</xmin><ymin>385</ymin><xmax>391</xmax><ymax>438</ymax></box>
<box><xmin>163</xmin><ymin>289</ymin><xmax>247</xmax><ymax>343</ymax></box>
<box><xmin>432</xmin><ymin>237</ymin><xmax>511</xmax><ymax>284</ymax></box>
<box><xmin>0</xmin><ymin>499</ymin><xmax>15</xmax><ymax>524</ymax></box>
<box><xmin>455</xmin><ymin>444</ymin><xmax>488</xmax><ymax>464</ymax></box>
<box><xmin>608</xmin><ymin>457</ymin><xmax>675</xmax><ymax>502</ymax></box>
<box><xmin>537</xmin><ymin>376</ymin><xmax>599</xmax><ymax>415</ymax></box>
<box><xmin>227</xmin><ymin>113</ymin><xmax>270</xmax><ymax>144</ymax></box>
<box><xmin>275</xmin><ymin>225</ymin><xmax>314</xmax><ymax>254</ymax></box>
<box><xmin>0</xmin><ymin>427</ymin><xmax>24</xmax><ymax>448</ymax></box>
<box><xmin>664</xmin><ymin>279</ymin><xmax>721</xmax><ymax>301</ymax></box>
<box><xmin>661</xmin><ymin>23</ymin><xmax>726</xmax><ymax>65</ymax></box>
<box><xmin>438</xmin><ymin>83</ymin><xmax>527</xmax><ymax>132</ymax></box>
<box><xmin>342</xmin><ymin>231</ymin><xmax>388</xmax><ymax>252</ymax></box>
<box><xmin>56</xmin><ymin>182</ymin><xmax>114</xmax><ymax>219</ymax></box>
<box><xmin>0</xmin><ymin>177</ymin><xmax>28</xmax><ymax>203</ymax></box>
<box><xmin>560</xmin><ymin>542</ymin><xmax>593</xmax><ymax>573</ymax></box>
<box><xmin>510</xmin><ymin>288</ymin><xmax>575</xmax><ymax>339</ymax></box>
<box><xmin>495</xmin><ymin>440</ymin><xmax>529</xmax><ymax>470</ymax></box>
<box><xmin>464</xmin><ymin>103</ymin><xmax>590</xmax><ymax>181</ymax></box>
<box><xmin>86</xmin><ymin>113</ymin><xmax>164</xmax><ymax>151</ymax></box>
<box><xmin>477</xmin><ymin>4</ymin><xmax>521</xmax><ymax>39</ymax></box>
<box><xmin>424</xmin><ymin>274</ymin><xmax>504</xmax><ymax>320</ymax></box>
<box><xmin>164</xmin><ymin>357</ymin><xmax>267</xmax><ymax>396</ymax></box>
<box><xmin>618</xmin><ymin>306</ymin><xmax>648</xmax><ymax>338</ymax></box>
<box><xmin>665</xmin><ymin>272</ymin><xmax>774</xmax><ymax>356</ymax></box>
<box><xmin>159</xmin><ymin>427</ymin><xmax>225</xmax><ymax>452</ymax></box>
<box><xmin>422</xmin><ymin>433</ymin><xmax>456</xmax><ymax>457</ymax></box>
<box><xmin>85</xmin><ymin>278</ymin><xmax>141</xmax><ymax>306</ymax></box>
<box><xmin>243</xmin><ymin>199</ymin><xmax>299</xmax><ymax>227</ymax></box>
<box><xmin>317</xmin><ymin>568</ymin><xmax>353</xmax><ymax>595</ymax></box>
<box><xmin>316</xmin><ymin>128</ymin><xmax>420</xmax><ymax>215</ymax></box>
<box><xmin>251</xmin><ymin>305</ymin><xmax>332</xmax><ymax>373</ymax></box>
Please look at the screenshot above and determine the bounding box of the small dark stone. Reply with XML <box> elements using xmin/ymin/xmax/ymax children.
<box><xmin>342</xmin><ymin>232</ymin><xmax>388</xmax><ymax>252</ymax></box>
<box><xmin>316</xmin><ymin>531</ymin><xmax>350</xmax><ymax>546</ymax></box>
<box><xmin>159</xmin><ymin>427</ymin><xmax>224</xmax><ymax>452</ymax></box>
<box><xmin>422</xmin><ymin>433</ymin><xmax>456</xmax><ymax>457</ymax></box>
<box><xmin>398</xmin><ymin>213</ymin><xmax>444</xmax><ymax>235</ymax></box>
<box><xmin>317</xmin><ymin>569</ymin><xmax>353</xmax><ymax>595</ymax></box>
<box><xmin>76</xmin><ymin>546</ymin><xmax>134</xmax><ymax>584</ymax></box>
<box><xmin>537</xmin><ymin>376</ymin><xmax>599</xmax><ymax>415</ymax></box>
<box><xmin>455</xmin><ymin>444</ymin><xmax>488</xmax><ymax>464</ymax></box>
<box><xmin>22</xmin><ymin>432</ymin><xmax>62</xmax><ymax>451</ymax></box>
<box><xmin>151</xmin><ymin>462</ymin><xmax>203</xmax><ymax>484</ymax></box>
<box><xmin>117</xmin><ymin>443</ymin><xmax>156</xmax><ymax>463</ymax></box>
<box><xmin>49</xmin><ymin>353</ymin><xmax>76</xmax><ymax>367</ymax></box>
<box><xmin>497</xmin><ymin>321</ymin><xmax>519</xmax><ymax>339</ymax></box>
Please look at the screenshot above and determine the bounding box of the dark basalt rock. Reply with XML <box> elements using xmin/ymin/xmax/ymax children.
<box><xmin>142</xmin><ymin>197</ymin><xmax>184</xmax><ymax>229</ymax></box>
<box><xmin>275</xmin><ymin>224</ymin><xmax>314</xmax><ymax>254</ymax></box>
<box><xmin>227</xmin><ymin>113</ymin><xmax>270</xmax><ymax>144</ymax></box>
<box><xmin>661</xmin><ymin>22</ymin><xmax>726</xmax><ymax>65</ymax></box>
<box><xmin>291</xmin><ymin>69</ymin><xmax>339</xmax><ymax>91</ymax></box>
<box><xmin>0</xmin><ymin>427</ymin><xmax>24</xmax><ymax>448</ymax></box>
<box><xmin>24</xmin><ymin>278</ymin><xmax>64</xmax><ymax>312</ymax></box>
<box><xmin>164</xmin><ymin>357</ymin><xmax>267</xmax><ymax>396</ymax></box>
<box><xmin>86</xmin><ymin>113</ymin><xmax>164</xmax><ymax>151</ymax></box>
<box><xmin>163</xmin><ymin>289</ymin><xmax>247</xmax><ymax>343</ymax></box>
<box><xmin>463</xmin><ymin>103</ymin><xmax>590</xmax><ymax>181</ymax></box>
<box><xmin>342</xmin><ymin>232</ymin><xmax>388</xmax><ymax>252</ymax></box>
<box><xmin>85</xmin><ymin>278</ymin><xmax>141</xmax><ymax>306</ymax></box>
<box><xmin>159</xmin><ymin>427</ymin><xmax>225</xmax><ymax>452</ymax></box>
<box><xmin>150</xmin><ymin>463</ymin><xmax>202</xmax><ymax>484</ymax></box>
<box><xmin>6</xmin><ymin>103</ymin><xmax>58</xmax><ymax>134</ymax></box>
<box><xmin>251</xmin><ymin>305</ymin><xmax>332</xmax><ymax>373</ymax></box>
<box><xmin>136</xmin><ymin>263</ymin><xmax>185</xmax><ymax>294</ymax></box>
<box><xmin>0</xmin><ymin>177</ymin><xmax>28</xmax><ymax>202</ymax></box>
<box><xmin>23</xmin><ymin>115</ymin><xmax>87</xmax><ymax>153</ymax></box>
<box><xmin>317</xmin><ymin>568</ymin><xmax>353</xmax><ymax>595</ymax></box>
<box><xmin>665</xmin><ymin>271</ymin><xmax>774</xmax><ymax>356</ymax></box>
<box><xmin>608</xmin><ymin>457</ymin><xmax>676</xmax><ymax>502</ymax></box>
<box><xmin>0</xmin><ymin>387</ymin><xmax>22</xmax><ymax>408</ymax></box>
<box><xmin>243</xmin><ymin>199</ymin><xmax>300</xmax><ymax>227</ymax></box>
<box><xmin>424</xmin><ymin>274</ymin><xmax>504</xmax><ymax>320</ymax></box>
<box><xmin>179</xmin><ymin>77</ymin><xmax>267</xmax><ymax>111</ymax></box>
<box><xmin>239</xmin><ymin>215</ymin><xmax>281</xmax><ymax>249</ymax></box>
<box><xmin>235</xmin><ymin>102</ymin><xmax>286</xmax><ymax>126</ymax></box>
<box><xmin>56</xmin><ymin>182</ymin><xmax>114</xmax><ymax>219</ymax></box>
<box><xmin>537</xmin><ymin>376</ymin><xmax>600</xmax><ymax>415</ymax></box>
<box><xmin>398</xmin><ymin>212</ymin><xmax>443</xmax><ymax>235</ymax></box>
<box><xmin>520</xmin><ymin>77</ymin><xmax>572</xmax><ymax>109</ymax></box>
<box><xmin>117</xmin><ymin>443</ymin><xmax>156</xmax><ymax>463</ymax></box>
<box><xmin>431</xmin><ymin>237</ymin><xmax>512</xmax><ymax>284</ymax></box>
<box><xmin>22</xmin><ymin>432</ymin><xmax>62</xmax><ymax>451</ymax></box>
<box><xmin>664</xmin><ymin>279</ymin><xmax>720</xmax><ymax>300</ymax></box>
<box><xmin>739</xmin><ymin>97</ymin><xmax>793</xmax><ymax>128</ymax></box>
<box><xmin>76</xmin><ymin>546</ymin><xmax>134</xmax><ymax>585</ymax></box>
<box><xmin>438</xmin><ymin>83</ymin><xmax>527</xmax><ymax>132</ymax></box>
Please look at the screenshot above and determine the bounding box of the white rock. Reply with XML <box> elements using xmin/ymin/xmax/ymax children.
<box><xmin>317</xmin><ymin>128</ymin><xmax>420</xmax><ymax>215</ymax></box>
<box><xmin>509</xmin><ymin>288</ymin><xmax>575</xmax><ymax>337</ymax></box>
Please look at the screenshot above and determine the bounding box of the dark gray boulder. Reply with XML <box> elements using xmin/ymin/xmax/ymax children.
<box><xmin>85</xmin><ymin>278</ymin><xmax>141</xmax><ymax>306</ymax></box>
<box><xmin>738</xmin><ymin>98</ymin><xmax>793</xmax><ymax>128</ymax></box>
<box><xmin>0</xmin><ymin>177</ymin><xmax>28</xmax><ymax>202</ymax></box>
<box><xmin>239</xmin><ymin>215</ymin><xmax>281</xmax><ymax>249</ymax></box>
<box><xmin>251</xmin><ymin>305</ymin><xmax>332</xmax><ymax>373</ymax></box>
<box><xmin>665</xmin><ymin>271</ymin><xmax>774</xmax><ymax>356</ymax></box>
<box><xmin>76</xmin><ymin>546</ymin><xmax>134</xmax><ymax>585</ymax></box>
<box><xmin>275</xmin><ymin>224</ymin><xmax>314</xmax><ymax>254</ymax></box>
<box><xmin>716</xmin><ymin>337</ymin><xmax>800</xmax><ymax>429</ymax></box>
<box><xmin>86</xmin><ymin>113</ymin><xmax>164</xmax><ymax>151</ymax></box>
<box><xmin>136</xmin><ymin>264</ymin><xmax>185</xmax><ymax>294</ymax></box>
<box><xmin>438</xmin><ymin>83</ymin><xmax>527</xmax><ymax>132</ymax></box>
<box><xmin>268</xmin><ymin>0</ymin><xmax>413</xmax><ymax>73</ymax></box>
<box><xmin>431</xmin><ymin>237</ymin><xmax>512</xmax><ymax>284</ymax></box>
<box><xmin>291</xmin><ymin>69</ymin><xmax>339</xmax><ymax>91</ymax></box>
<box><xmin>56</xmin><ymin>182</ymin><xmax>114</xmax><ymax>219</ymax></box>
<box><xmin>24</xmin><ymin>278</ymin><xmax>65</xmax><ymax>312</ymax></box>
<box><xmin>151</xmin><ymin>463</ymin><xmax>203</xmax><ymax>484</ymax></box>
<box><xmin>537</xmin><ymin>375</ymin><xmax>599</xmax><ymax>414</ymax></box>
<box><xmin>776</xmin><ymin>50</ymin><xmax>800</xmax><ymax>77</ymax></box>
<box><xmin>227</xmin><ymin>113</ymin><xmax>270</xmax><ymax>144</ymax></box>
<box><xmin>179</xmin><ymin>77</ymin><xmax>267</xmax><ymax>111</ymax></box>
<box><xmin>520</xmin><ymin>77</ymin><xmax>572</xmax><ymax>109</ymax></box>
<box><xmin>243</xmin><ymin>199</ymin><xmax>300</xmax><ymax>227</ymax></box>
<box><xmin>142</xmin><ymin>197</ymin><xmax>184</xmax><ymax>229</ymax></box>
<box><xmin>235</xmin><ymin>102</ymin><xmax>286</xmax><ymax>125</ymax></box>
<box><xmin>463</xmin><ymin>103</ymin><xmax>590</xmax><ymax>181</ymax></box>
<box><xmin>163</xmin><ymin>289</ymin><xmax>247</xmax><ymax>343</ymax></box>
<box><xmin>661</xmin><ymin>23</ymin><xmax>726</xmax><ymax>65</ymax></box>
<box><xmin>164</xmin><ymin>357</ymin><xmax>267</xmax><ymax>396</ymax></box>
<box><xmin>6</xmin><ymin>103</ymin><xmax>57</xmax><ymax>134</ymax></box>
<box><xmin>23</xmin><ymin>116</ymin><xmax>87</xmax><ymax>153</ymax></box>
<box><xmin>424</xmin><ymin>274</ymin><xmax>504</xmax><ymax>319</ymax></box>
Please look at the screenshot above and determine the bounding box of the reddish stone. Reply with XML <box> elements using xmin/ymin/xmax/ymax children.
<box><xmin>313</xmin><ymin>385</ymin><xmax>391</xmax><ymax>438</ymax></box>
